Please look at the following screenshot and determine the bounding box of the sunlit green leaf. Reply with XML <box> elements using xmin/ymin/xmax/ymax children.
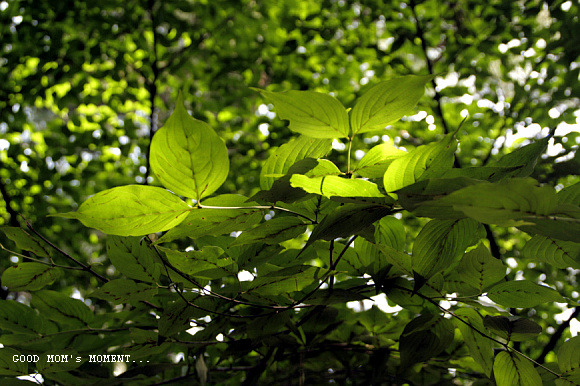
<box><xmin>107</xmin><ymin>236</ymin><xmax>161</xmax><ymax>283</ymax></box>
<box><xmin>412</xmin><ymin>218</ymin><xmax>484</xmax><ymax>285</ymax></box>
<box><xmin>493</xmin><ymin>351</ymin><xmax>542</xmax><ymax>386</ymax></box>
<box><xmin>1</xmin><ymin>263</ymin><xmax>61</xmax><ymax>291</ymax></box>
<box><xmin>0</xmin><ymin>226</ymin><xmax>51</xmax><ymax>258</ymax></box>
<box><xmin>150</xmin><ymin>93</ymin><xmax>229</xmax><ymax>200</ymax></box>
<box><xmin>260</xmin><ymin>136</ymin><xmax>332</xmax><ymax>190</ymax></box>
<box><xmin>90</xmin><ymin>279</ymin><xmax>158</xmax><ymax>304</ymax></box>
<box><xmin>384</xmin><ymin>135</ymin><xmax>457</xmax><ymax>192</ymax></box>
<box><xmin>522</xmin><ymin>235</ymin><xmax>580</xmax><ymax>269</ymax></box>
<box><xmin>350</xmin><ymin>75</ymin><xmax>433</xmax><ymax>134</ymax></box>
<box><xmin>354</xmin><ymin>143</ymin><xmax>406</xmax><ymax>178</ymax></box>
<box><xmin>255</xmin><ymin>89</ymin><xmax>349</xmax><ymax>138</ymax></box>
<box><xmin>160</xmin><ymin>246</ymin><xmax>236</xmax><ymax>280</ymax></box>
<box><xmin>53</xmin><ymin>185</ymin><xmax>191</xmax><ymax>236</ymax></box>
<box><xmin>230</xmin><ymin>216</ymin><xmax>307</xmax><ymax>247</ymax></box>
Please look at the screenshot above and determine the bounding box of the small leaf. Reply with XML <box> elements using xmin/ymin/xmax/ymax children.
<box><xmin>305</xmin><ymin>204</ymin><xmax>393</xmax><ymax>250</ymax></box>
<box><xmin>158</xmin><ymin>194</ymin><xmax>263</xmax><ymax>243</ymax></box>
<box><xmin>305</xmin><ymin>289</ymin><xmax>369</xmax><ymax>305</ymax></box>
<box><xmin>53</xmin><ymin>185</ymin><xmax>191</xmax><ymax>236</ymax></box>
<box><xmin>260</xmin><ymin>135</ymin><xmax>332</xmax><ymax>190</ymax></box>
<box><xmin>0</xmin><ymin>348</ymin><xmax>28</xmax><ymax>376</ymax></box>
<box><xmin>90</xmin><ymin>279</ymin><xmax>158</xmax><ymax>304</ymax></box>
<box><xmin>483</xmin><ymin>316</ymin><xmax>542</xmax><ymax>342</ymax></box>
<box><xmin>107</xmin><ymin>236</ymin><xmax>161</xmax><ymax>283</ymax></box>
<box><xmin>247</xmin><ymin>265</ymin><xmax>320</xmax><ymax>296</ymax></box>
<box><xmin>230</xmin><ymin>217</ymin><xmax>307</xmax><ymax>247</ymax></box>
<box><xmin>32</xmin><ymin>290</ymin><xmax>94</xmax><ymax>328</ymax></box>
<box><xmin>354</xmin><ymin>143</ymin><xmax>406</xmax><ymax>178</ymax></box>
<box><xmin>256</xmin><ymin>89</ymin><xmax>349</xmax><ymax>138</ymax></box>
<box><xmin>399</xmin><ymin>314</ymin><xmax>454</xmax><ymax>368</ymax></box>
<box><xmin>522</xmin><ymin>235</ymin><xmax>580</xmax><ymax>269</ymax></box>
<box><xmin>454</xmin><ymin>308</ymin><xmax>493</xmax><ymax>376</ymax></box>
<box><xmin>412</xmin><ymin>218</ymin><xmax>484</xmax><ymax>284</ymax></box>
<box><xmin>350</xmin><ymin>75</ymin><xmax>433</xmax><ymax>134</ymax></box>
<box><xmin>290</xmin><ymin>174</ymin><xmax>386</xmax><ymax>199</ymax></box>
<box><xmin>1</xmin><ymin>263</ymin><xmax>61</xmax><ymax>291</ymax></box>
<box><xmin>493</xmin><ymin>351</ymin><xmax>542</xmax><ymax>386</ymax></box>
<box><xmin>0</xmin><ymin>226</ymin><xmax>51</xmax><ymax>257</ymax></box>
<box><xmin>375</xmin><ymin>216</ymin><xmax>406</xmax><ymax>252</ymax></box>
<box><xmin>384</xmin><ymin>135</ymin><xmax>457</xmax><ymax>193</ymax></box>
<box><xmin>160</xmin><ymin>246</ymin><xmax>236</xmax><ymax>280</ymax></box>
<box><xmin>150</xmin><ymin>93</ymin><xmax>229</xmax><ymax>200</ymax></box>
<box><xmin>486</xmin><ymin>280</ymin><xmax>564</xmax><ymax>308</ymax></box>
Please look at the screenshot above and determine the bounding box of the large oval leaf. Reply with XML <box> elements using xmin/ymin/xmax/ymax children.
<box><xmin>486</xmin><ymin>280</ymin><xmax>564</xmax><ymax>308</ymax></box>
<box><xmin>53</xmin><ymin>185</ymin><xmax>191</xmax><ymax>236</ymax></box>
<box><xmin>350</xmin><ymin>75</ymin><xmax>433</xmax><ymax>134</ymax></box>
<box><xmin>255</xmin><ymin>89</ymin><xmax>349</xmax><ymax>138</ymax></box>
<box><xmin>150</xmin><ymin>93</ymin><xmax>229</xmax><ymax>200</ymax></box>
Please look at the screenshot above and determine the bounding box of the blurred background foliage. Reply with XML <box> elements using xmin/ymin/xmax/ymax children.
<box><xmin>1</xmin><ymin>0</ymin><xmax>579</xmax><ymax>383</ymax></box>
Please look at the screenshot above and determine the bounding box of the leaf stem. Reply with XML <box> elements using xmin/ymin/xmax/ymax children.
<box><xmin>197</xmin><ymin>204</ymin><xmax>316</xmax><ymax>223</ymax></box>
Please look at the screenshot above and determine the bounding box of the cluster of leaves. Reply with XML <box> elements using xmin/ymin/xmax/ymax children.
<box><xmin>1</xmin><ymin>76</ymin><xmax>579</xmax><ymax>385</ymax></box>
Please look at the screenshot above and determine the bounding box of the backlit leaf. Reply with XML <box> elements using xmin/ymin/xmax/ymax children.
<box><xmin>412</xmin><ymin>218</ymin><xmax>484</xmax><ymax>285</ymax></box>
<box><xmin>522</xmin><ymin>235</ymin><xmax>580</xmax><ymax>269</ymax></box>
<box><xmin>53</xmin><ymin>185</ymin><xmax>191</xmax><ymax>236</ymax></box>
<box><xmin>107</xmin><ymin>236</ymin><xmax>161</xmax><ymax>283</ymax></box>
<box><xmin>256</xmin><ymin>89</ymin><xmax>349</xmax><ymax>138</ymax></box>
<box><xmin>354</xmin><ymin>143</ymin><xmax>406</xmax><ymax>178</ymax></box>
<box><xmin>1</xmin><ymin>263</ymin><xmax>61</xmax><ymax>292</ymax></box>
<box><xmin>260</xmin><ymin>135</ymin><xmax>332</xmax><ymax>190</ymax></box>
<box><xmin>454</xmin><ymin>308</ymin><xmax>493</xmax><ymax>376</ymax></box>
<box><xmin>557</xmin><ymin>336</ymin><xmax>580</xmax><ymax>385</ymax></box>
<box><xmin>493</xmin><ymin>351</ymin><xmax>542</xmax><ymax>386</ymax></box>
<box><xmin>350</xmin><ymin>75</ymin><xmax>433</xmax><ymax>134</ymax></box>
<box><xmin>150</xmin><ymin>93</ymin><xmax>229</xmax><ymax>200</ymax></box>
<box><xmin>384</xmin><ymin>135</ymin><xmax>457</xmax><ymax>193</ymax></box>
<box><xmin>160</xmin><ymin>246</ymin><xmax>237</xmax><ymax>280</ymax></box>
<box><xmin>0</xmin><ymin>226</ymin><xmax>51</xmax><ymax>258</ymax></box>
<box><xmin>90</xmin><ymin>279</ymin><xmax>158</xmax><ymax>304</ymax></box>
<box><xmin>486</xmin><ymin>280</ymin><xmax>564</xmax><ymax>308</ymax></box>
<box><xmin>230</xmin><ymin>217</ymin><xmax>307</xmax><ymax>247</ymax></box>
<box><xmin>32</xmin><ymin>290</ymin><xmax>94</xmax><ymax>328</ymax></box>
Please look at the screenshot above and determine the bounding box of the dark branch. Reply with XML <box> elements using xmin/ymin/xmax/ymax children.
<box><xmin>536</xmin><ymin>306</ymin><xmax>580</xmax><ymax>364</ymax></box>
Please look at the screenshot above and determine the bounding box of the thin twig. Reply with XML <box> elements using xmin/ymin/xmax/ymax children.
<box><xmin>21</xmin><ymin>216</ymin><xmax>109</xmax><ymax>283</ymax></box>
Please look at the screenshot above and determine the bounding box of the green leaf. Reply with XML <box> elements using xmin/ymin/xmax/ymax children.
<box><xmin>399</xmin><ymin>314</ymin><xmax>454</xmax><ymax>368</ymax></box>
<box><xmin>150</xmin><ymin>93</ymin><xmax>229</xmax><ymax>200</ymax></box>
<box><xmin>374</xmin><ymin>216</ymin><xmax>406</xmax><ymax>252</ymax></box>
<box><xmin>90</xmin><ymin>279</ymin><xmax>158</xmax><ymax>304</ymax></box>
<box><xmin>454</xmin><ymin>308</ymin><xmax>494</xmax><ymax>376</ymax></box>
<box><xmin>557</xmin><ymin>336</ymin><xmax>580</xmax><ymax>385</ymax></box>
<box><xmin>255</xmin><ymin>89</ymin><xmax>349</xmax><ymax>138</ymax></box>
<box><xmin>442</xmin><ymin>137</ymin><xmax>549</xmax><ymax>182</ymax></box>
<box><xmin>290</xmin><ymin>174</ymin><xmax>386</xmax><ymax>199</ymax></box>
<box><xmin>0</xmin><ymin>226</ymin><xmax>51</xmax><ymax>257</ymax></box>
<box><xmin>35</xmin><ymin>349</ymin><xmax>84</xmax><ymax>373</ymax></box>
<box><xmin>260</xmin><ymin>135</ymin><xmax>332</xmax><ymax>190</ymax></box>
<box><xmin>522</xmin><ymin>235</ymin><xmax>580</xmax><ymax>269</ymax></box>
<box><xmin>0</xmin><ymin>299</ymin><xmax>57</xmax><ymax>335</ymax></box>
<box><xmin>350</xmin><ymin>75</ymin><xmax>433</xmax><ymax>134</ymax></box>
<box><xmin>493</xmin><ymin>351</ymin><xmax>542</xmax><ymax>386</ymax></box>
<box><xmin>107</xmin><ymin>236</ymin><xmax>161</xmax><ymax>283</ymax></box>
<box><xmin>230</xmin><ymin>217</ymin><xmax>307</xmax><ymax>247</ymax></box>
<box><xmin>1</xmin><ymin>263</ymin><xmax>61</xmax><ymax>291</ymax></box>
<box><xmin>31</xmin><ymin>290</ymin><xmax>94</xmax><ymax>328</ymax></box>
<box><xmin>354</xmin><ymin>143</ymin><xmax>406</xmax><ymax>178</ymax></box>
<box><xmin>302</xmin><ymin>289</ymin><xmax>369</xmax><ymax>305</ymax></box>
<box><xmin>53</xmin><ymin>185</ymin><xmax>191</xmax><ymax>236</ymax></box>
<box><xmin>160</xmin><ymin>246</ymin><xmax>237</xmax><ymax>280</ymax></box>
<box><xmin>305</xmin><ymin>204</ymin><xmax>393</xmax><ymax>250</ymax></box>
<box><xmin>486</xmin><ymin>280</ymin><xmax>564</xmax><ymax>308</ymax></box>
<box><xmin>483</xmin><ymin>316</ymin><xmax>542</xmax><ymax>342</ymax></box>
<box><xmin>374</xmin><ymin>244</ymin><xmax>413</xmax><ymax>275</ymax></box>
<box><xmin>247</xmin><ymin>265</ymin><xmax>321</xmax><ymax>296</ymax></box>
<box><xmin>412</xmin><ymin>218</ymin><xmax>484</xmax><ymax>284</ymax></box>
<box><xmin>396</xmin><ymin>177</ymin><xmax>483</xmax><ymax>217</ymax></box>
<box><xmin>384</xmin><ymin>135</ymin><xmax>457</xmax><ymax>193</ymax></box>
<box><xmin>427</xmin><ymin>178</ymin><xmax>580</xmax><ymax>242</ymax></box>
<box><xmin>158</xmin><ymin>194</ymin><xmax>263</xmax><ymax>243</ymax></box>
<box><xmin>455</xmin><ymin>243</ymin><xmax>507</xmax><ymax>292</ymax></box>
<box><xmin>0</xmin><ymin>348</ymin><xmax>28</xmax><ymax>376</ymax></box>
<box><xmin>558</xmin><ymin>182</ymin><xmax>580</xmax><ymax>206</ymax></box>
